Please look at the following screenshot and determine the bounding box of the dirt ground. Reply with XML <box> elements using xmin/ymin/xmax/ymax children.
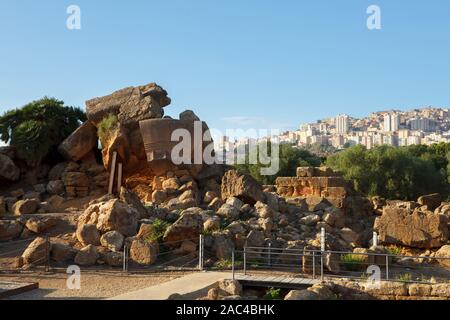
<box><xmin>1</xmin><ymin>270</ymin><xmax>191</xmax><ymax>300</ymax></box>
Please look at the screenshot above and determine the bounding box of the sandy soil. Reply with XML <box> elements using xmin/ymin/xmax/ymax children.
<box><xmin>1</xmin><ymin>270</ymin><xmax>191</xmax><ymax>300</ymax></box>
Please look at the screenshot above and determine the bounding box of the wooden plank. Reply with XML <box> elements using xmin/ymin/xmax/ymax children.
<box><xmin>107</xmin><ymin>152</ymin><xmax>117</xmax><ymax>195</ymax></box>
<box><xmin>0</xmin><ymin>281</ymin><xmax>39</xmax><ymax>299</ymax></box>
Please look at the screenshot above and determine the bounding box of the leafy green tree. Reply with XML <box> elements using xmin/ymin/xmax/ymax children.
<box><xmin>326</xmin><ymin>144</ymin><xmax>448</xmax><ymax>200</ymax></box>
<box><xmin>0</xmin><ymin>97</ymin><xmax>86</xmax><ymax>166</ymax></box>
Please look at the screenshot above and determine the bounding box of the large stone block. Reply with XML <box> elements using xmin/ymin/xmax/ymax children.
<box><xmin>58</xmin><ymin>121</ymin><xmax>98</xmax><ymax>161</ymax></box>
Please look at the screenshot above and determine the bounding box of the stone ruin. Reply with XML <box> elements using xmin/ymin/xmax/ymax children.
<box><xmin>275</xmin><ymin>166</ymin><xmax>349</xmax><ymax>200</ymax></box>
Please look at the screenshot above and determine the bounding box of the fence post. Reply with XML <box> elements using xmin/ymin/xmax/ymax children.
<box><xmin>123</xmin><ymin>244</ymin><xmax>127</xmax><ymax>273</ymax></box>
<box><xmin>373</xmin><ymin>232</ymin><xmax>378</xmax><ymax>247</ymax></box>
<box><xmin>320</xmin><ymin>228</ymin><xmax>325</xmax><ymax>281</ymax></box>
<box><xmin>198</xmin><ymin>234</ymin><xmax>204</xmax><ymax>271</ymax></box>
<box><xmin>232</xmin><ymin>249</ymin><xmax>235</xmax><ymax>281</ymax></box>
<box><xmin>385</xmin><ymin>254</ymin><xmax>389</xmax><ymax>281</ymax></box>
<box><xmin>45</xmin><ymin>235</ymin><xmax>50</xmax><ymax>272</ymax></box>
<box><xmin>312</xmin><ymin>251</ymin><xmax>316</xmax><ymax>279</ymax></box>
<box><xmin>243</xmin><ymin>246</ymin><xmax>247</xmax><ymax>276</ymax></box>
<box><xmin>268</xmin><ymin>242</ymin><xmax>272</xmax><ymax>267</ymax></box>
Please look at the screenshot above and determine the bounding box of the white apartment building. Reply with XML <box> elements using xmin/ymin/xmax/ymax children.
<box><xmin>335</xmin><ymin>114</ymin><xmax>349</xmax><ymax>134</ymax></box>
<box><xmin>383</xmin><ymin>113</ymin><xmax>400</xmax><ymax>132</ymax></box>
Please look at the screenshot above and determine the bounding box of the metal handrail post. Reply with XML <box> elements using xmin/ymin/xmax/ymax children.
<box><xmin>385</xmin><ymin>254</ymin><xmax>389</xmax><ymax>280</ymax></box>
<box><xmin>268</xmin><ymin>242</ymin><xmax>272</xmax><ymax>267</ymax></box>
<box><xmin>312</xmin><ymin>251</ymin><xmax>316</xmax><ymax>279</ymax></box>
<box><xmin>243</xmin><ymin>246</ymin><xmax>247</xmax><ymax>276</ymax></box>
<box><xmin>232</xmin><ymin>249</ymin><xmax>235</xmax><ymax>281</ymax></box>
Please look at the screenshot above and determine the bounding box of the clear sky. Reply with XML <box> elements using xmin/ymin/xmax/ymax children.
<box><xmin>1</xmin><ymin>0</ymin><xmax>450</xmax><ymax>133</ymax></box>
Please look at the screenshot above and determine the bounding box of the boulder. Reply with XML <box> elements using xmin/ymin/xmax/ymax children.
<box><xmin>162</xmin><ymin>178</ymin><xmax>181</xmax><ymax>194</ymax></box>
<box><xmin>163</xmin><ymin>210</ymin><xmax>203</xmax><ymax>245</ymax></box>
<box><xmin>0</xmin><ymin>196</ymin><xmax>6</xmax><ymax>216</ymax></box>
<box><xmin>203</xmin><ymin>217</ymin><xmax>220</xmax><ymax>232</ymax></box>
<box><xmin>0</xmin><ymin>153</ymin><xmax>20</xmax><ymax>181</ymax></box>
<box><xmin>218</xmin><ymin>279</ymin><xmax>243</xmax><ymax>296</ymax></box>
<box><xmin>0</xmin><ymin>220</ymin><xmax>24</xmax><ymax>241</ymax></box>
<box><xmin>208</xmin><ymin>197</ymin><xmax>224</xmax><ymax>211</ymax></box>
<box><xmin>217</xmin><ymin>204</ymin><xmax>240</xmax><ymax>220</ymax></box>
<box><xmin>284</xmin><ymin>290</ymin><xmax>318</xmax><ymax>300</ymax></box>
<box><xmin>221</xmin><ymin>170</ymin><xmax>265</xmax><ymax>205</ymax></box>
<box><xmin>136</xmin><ymin>223</ymin><xmax>155</xmax><ymax>240</ymax></box>
<box><xmin>300</xmin><ymin>214</ymin><xmax>321</xmax><ymax>226</ymax></box>
<box><xmin>48</xmin><ymin>162</ymin><xmax>68</xmax><ymax>181</ymax></box>
<box><xmin>130</xmin><ymin>239</ymin><xmax>158</xmax><ymax>265</ymax></box>
<box><xmin>22</xmin><ymin>237</ymin><xmax>48</xmax><ymax>264</ymax></box>
<box><xmin>96</xmin><ymin>199</ymin><xmax>139</xmax><ymax>237</ymax></box>
<box><xmin>119</xmin><ymin>187</ymin><xmax>147</xmax><ymax>219</ymax></box>
<box><xmin>74</xmin><ymin>245</ymin><xmax>99</xmax><ymax>266</ymax></box>
<box><xmin>435</xmin><ymin>245</ymin><xmax>450</xmax><ymax>268</ymax></box>
<box><xmin>152</xmin><ymin>190</ymin><xmax>167</xmax><ymax>205</ymax></box>
<box><xmin>175</xmin><ymin>240</ymin><xmax>197</xmax><ymax>254</ymax></box>
<box><xmin>51</xmin><ymin>243</ymin><xmax>77</xmax><ymax>262</ymax></box>
<box><xmin>100</xmin><ymin>231</ymin><xmax>124</xmax><ymax>252</ymax></box>
<box><xmin>213</xmin><ymin>234</ymin><xmax>234</xmax><ymax>259</ymax></box>
<box><xmin>179</xmin><ymin>110</ymin><xmax>200</xmax><ymax>122</ymax></box>
<box><xmin>58</xmin><ymin>121</ymin><xmax>98</xmax><ymax>161</ymax></box>
<box><xmin>339</xmin><ymin>228</ymin><xmax>360</xmax><ymax>244</ymax></box>
<box><xmin>46</xmin><ymin>180</ymin><xmax>65</xmax><ymax>195</ymax></box>
<box><xmin>25</xmin><ymin>217</ymin><xmax>58</xmax><ymax>234</ymax></box>
<box><xmin>417</xmin><ymin>193</ymin><xmax>442</xmax><ymax>211</ymax></box>
<box><xmin>104</xmin><ymin>251</ymin><xmax>124</xmax><ymax>267</ymax></box>
<box><xmin>76</xmin><ymin>224</ymin><xmax>101</xmax><ymax>246</ymax></box>
<box><xmin>246</xmin><ymin>230</ymin><xmax>265</xmax><ymax>247</ymax></box>
<box><xmin>86</xmin><ymin>83</ymin><xmax>170</xmax><ymax>127</ymax></box>
<box><xmin>374</xmin><ymin>206</ymin><xmax>448</xmax><ymax>248</ymax></box>
<box><xmin>255</xmin><ymin>201</ymin><xmax>273</xmax><ymax>219</ymax></box>
<box><xmin>12</xmin><ymin>199</ymin><xmax>39</xmax><ymax>215</ymax></box>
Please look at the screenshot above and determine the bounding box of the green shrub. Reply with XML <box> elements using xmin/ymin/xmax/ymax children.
<box><xmin>0</xmin><ymin>97</ymin><xmax>86</xmax><ymax>166</ymax></box>
<box><xmin>144</xmin><ymin>219</ymin><xmax>171</xmax><ymax>243</ymax></box>
<box><xmin>97</xmin><ymin>114</ymin><xmax>119</xmax><ymax>143</ymax></box>
<box><xmin>386</xmin><ymin>246</ymin><xmax>402</xmax><ymax>255</ymax></box>
<box><xmin>341</xmin><ymin>253</ymin><xmax>366</xmax><ymax>271</ymax></box>
<box><xmin>397</xmin><ymin>273</ymin><xmax>412</xmax><ymax>283</ymax></box>
<box><xmin>263</xmin><ymin>287</ymin><xmax>281</xmax><ymax>300</ymax></box>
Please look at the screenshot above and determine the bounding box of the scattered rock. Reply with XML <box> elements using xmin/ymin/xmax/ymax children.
<box><xmin>100</xmin><ymin>231</ymin><xmax>124</xmax><ymax>252</ymax></box>
<box><xmin>58</xmin><ymin>121</ymin><xmax>98</xmax><ymax>161</ymax></box>
<box><xmin>221</xmin><ymin>170</ymin><xmax>265</xmax><ymax>205</ymax></box>
<box><xmin>12</xmin><ymin>199</ymin><xmax>39</xmax><ymax>215</ymax></box>
<box><xmin>51</xmin><ymin>243</ymin><xmax>77</xmax><ymax>262</ymax></box>
<box><xmin>22</xmin><ymin>237</ymin><xmax>48</xmax><ymax>265</ymax></box>
<box><xmin>0</xmin><ymin>153</ymin><xmax>20</xmax><ymax>181</ymax></box>
<box><xmin>417</xmin><ymin>193</ymin><xmax>442</xmax><ymax>211</ymax></box>
<box><xmin>97</xmin><ymin>199</ymin><xmax>139</xmax><ymax>237</ymax></box>
<box><xmin>46</xmin><ymin>180</ymin><xmax>65</xmax><ymax>195</ymax></box>
<box><xmin>25</xmin><ymin>217</ymin><xmax>58</xmax><ymax>234</ymax></box>
<box><xmin>0</xmin><ymin>220</ymin><xmax>24</xmax><ymax>241</ymax></box>
<box><xmin>76</xmin><ymin>224</ymin><xmax>101</xmax><ymax>246</ymax></box>
<box><xmin>130</xmin><ymin>239</ymin><xmax>158</xmax><ymax>265</ymax></box>
<box><xmin>75</xmin><ymin>245</ymin><xmax>99</xmax><ymax>266</ymax></box>
<box><xmin>163</xmin><ymin>210</ymin><xmax>203</xmax><ymax>245</ymax></box>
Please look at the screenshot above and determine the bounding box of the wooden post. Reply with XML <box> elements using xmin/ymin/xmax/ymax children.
<box><xmin>117</xmin><ymin>163</ymin><xmax>123</xmax><ymax>194</ymax></box>
<box><xmin>108</xmin><ymin>152</ymin><xmax>118</xmax><ymax>195</ymax></box>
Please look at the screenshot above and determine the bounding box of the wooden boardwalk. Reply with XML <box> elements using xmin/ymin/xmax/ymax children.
<box><xmin>235</xmin><ymin>274</ymin><xmax>320</xmax><ymax>289</ymax></box>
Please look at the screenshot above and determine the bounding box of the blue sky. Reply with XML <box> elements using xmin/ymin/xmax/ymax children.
<box><xmin>1</xmin><ymin>0</ymin><xmax>450</xmax><ymax>132</ymax></box>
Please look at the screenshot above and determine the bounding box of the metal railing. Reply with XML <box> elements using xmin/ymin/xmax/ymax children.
<box><xmin>226</xmin><ymin>245</ymin><xmax>450</xmax><ymax>284</ymax></box>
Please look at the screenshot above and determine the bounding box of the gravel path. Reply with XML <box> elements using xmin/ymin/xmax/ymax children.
<box><xmin>1</xmin><ymin>270</ymin><xmax>191</xmax><ymax>300</ymax></box>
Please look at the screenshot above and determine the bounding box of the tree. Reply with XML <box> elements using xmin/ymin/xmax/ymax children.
<box><xmin>0</xmin><ymin>97</ymin><xmax>86</xmax><ymax>166</ymax></box>
<box><xmin>326</xmin><ymin>144</ymin><xmax>448</xmax><ymax>200</ymax></box>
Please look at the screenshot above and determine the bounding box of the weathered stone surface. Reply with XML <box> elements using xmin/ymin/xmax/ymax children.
<box><xmin>130</xmin><ymin>239</ymin><xmax>158</xmax><ymax>265</ymax></box>
<box><xmin>58</xmin><ymin>121</ymin><xmax>98</xmax><ymax>161</ymax></box>
<box><xmin>76</xmin><ymin>224</ymin><xmax>101</xmax><ymax>246</ymax></box>
<box><xmin>339</xmin><ymin>228</ymin><xmax>360</xmax><ymax>244</ymax></box>
<box><xmin>51</xmin><ymin>243</ymin><xmax>76</xmax><ymax>262</ymax></box>
<box><xmin>0</xmin><ymin>196</ymin><xmax>6</xmax><ymax>216</ymax></box>
<box><xmin>0</xmin><ymin>220</ymin><xmax>23</xmax><ymax>241</ymax></box>
<box><xmin>163</xmin><ymin>209</ymin><xmax>203</xmax><ymax>245</ymax></box>
<box><xmin>435</xmin><ymin>245</ymin><xmax>450</xmax><ymax>268</ymax></box>
<box><xmin>100</xmin><ymin>231</ymin><xmax>124</xmax><ymax>252</ymax></box>
<box><xmin>221</xmin><ymin>170</ymin><xmax>265</xmax><ymax>205</ymax></box>
<box><xmin>22</xmin><ymin>237</ymin><xmax>48</xmax><ymax>264</ymax></box>
<box><xmin>46</xmin><ymin>180</ymin><xmax>65</xmax><ymax>195</ymax></box>
<box><xmin>48</xmin><ymin>162</ymin><xmax>68</xmax><ymax>181</ymax></box>
<box><xmin>86</xmin><ymin>83</ymin><xmax>170</xmax><ymax>127</ymax></box>
<box><xmin>179</xmin><ymin>110</ymin><xmax>200</xmax><ymax>122</ymax></box>
<box><xmin>364</xmin><ymin>281</ymin><xmax>408</xmax><ymax>296</ymax></box>
<box><xmin>104</xmin><ymin>251</ymin><xmax>124</xmax><ymax>267</ymax></box>
<box><xmin>119</xmin><ymin>187</ymin><xmax>147</xmax><ymax>219</ymax></box>
<box><xmin>214</xmin><ymin>234</ymin><xmax>234</xmax><ymax>259</ymax></box>
<box><xmin>300</xmin><ymin>214</ymin><xmax>321</xmax><ymax>226</ymax></box>
<box><xmin>417</xmin><ymin>193</ymin><xmax>442</xmax><ymax>211</ymax></box>
<box><xmin>0</xmin><ymin>153</ymin><xmax>20</xmax><ymax>181</ymax></box>
<box><xmin>75</xmin><ymin>245</ymin><xmax>99</xmax><ymax>266</ymax></box>
<box><xmin>25</xmin><ymin>217</ymin><xmax>57</xmax><ymax>234</ymax></box>
<box><xmin>217</xmin><ymin>204</ymin><xmax>240</xmax><ymax>220</ymax></box>
<box><xmin>96</xmin><ymin>199</ymin><xmax>139</xmax><ymax>237</ymax></box>
<box><xmin>246</xmin><ymin>230</ymin><xmax>265</xmax><ymax>247</ymax></box>
<box><xmin>152</xmin><ymin>190</ymin><xmax>167</xmax><ymax>205</ymax></box>
<box><xmin>12</xmin><ymin>199</ymin><xmax>39</xmax><ymax>215</ymax></box>
<box><xmin>374</xmin><ymin>206</ymin><xmax>448</xmax><ymax>248</ymax></box>
<box><xmin>203</xmin><ymin>217</ymin><xmax>220</xmax><ymax>232</ymax></box>
<box><xmin>162</xmin><ymin>178</ymin><xmax>181</xmax><ymax>194</ymax></box>
<box><xmin>284</xmin><ymin>289</ymin><xmax>318</xmax><ymax>300</ymax></box>
<box><xmin>218</xmin><ymin>279</ymin><xmax>243</xmax><ymax>296</ymax></box>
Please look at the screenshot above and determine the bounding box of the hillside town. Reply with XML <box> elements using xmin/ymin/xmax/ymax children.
<box><xmin>218</xmin><ymin>107</ymin><xmax>450</xmax><ymax>152</ymax></box>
